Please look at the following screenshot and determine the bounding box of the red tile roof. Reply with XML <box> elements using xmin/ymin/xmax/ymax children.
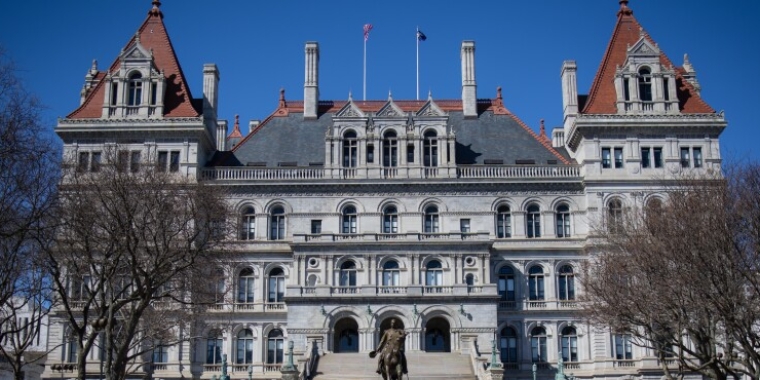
<box><xmin>67</xmin><ymin>2</ymin><xmax>200</xmax><ymax>119</ymax></box>
<box><xmin>582</xmin><ymin>0</ymin><xmax>714</xmax><ymax>114</ymax></box>
<box><xmin>228</xmin><ymin>114</ymin><xmax>243</xmax><ymax>138</ymax></box>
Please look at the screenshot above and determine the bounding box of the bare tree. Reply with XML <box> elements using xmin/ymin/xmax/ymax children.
<box><xmin>0</xmin><ymin>48</ymin><xmax>58</xmax><ymax>380</ymax></box>
<box><xmin>582</xmin><ymin>165</ymin><xmax>760</xmax><ymax>380</ymax></box>
<box><xmin>44</xmin><ymin>147</ymin><xmax>231</xmax><ymax>380</ymax></box>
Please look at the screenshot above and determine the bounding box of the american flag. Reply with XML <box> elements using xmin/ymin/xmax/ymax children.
<box><xmin>363</xmin><ymin>24</ymin><xmax>373</xmax><ymax>41</ymax></box>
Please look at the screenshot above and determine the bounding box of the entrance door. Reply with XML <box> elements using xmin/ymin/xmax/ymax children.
<box><xmin>334</xmin><ymin>318</ymin><xmax>359</xmax><ymax>353</ymax></box>
<box><xmin>424</xmin><ymin>317</ymin><xmax>450</xmax><ymax>352</ymax></box>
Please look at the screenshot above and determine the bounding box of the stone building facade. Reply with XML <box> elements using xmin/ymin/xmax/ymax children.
<box><xmin>45</xmin><ymin>1</ymin><xmax>726</xmax><ymax>379</ymax></box>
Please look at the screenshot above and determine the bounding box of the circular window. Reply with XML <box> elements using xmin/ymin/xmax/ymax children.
<box><xmin>464</xmin><ymin>256</ymin><xmax>476</xmax><ymax>267</ymax></box>
<box><xmin>308</xmin><ymin>258</ymin><xmax>319</xmax><ymax>268</ymax></box>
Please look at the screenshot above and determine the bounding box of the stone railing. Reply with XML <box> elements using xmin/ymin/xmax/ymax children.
<box><xmin>294</xmin><ymin>231</ymin><xmax>490</xmax><ymax>243</ymax></box>
<box><xmin>199</xmin><ymin>165</ymin><xmax>581</xmax><ymax>182</ymax></box>
<box><xmin>205</xmin><ymin>302</ymin><xmax>287</xmax><ymax>313</ymax></box>
<box><xmin>290</xmin><ymin>284</ymin><xmax>498</xmax><ymax>298</ymax></box>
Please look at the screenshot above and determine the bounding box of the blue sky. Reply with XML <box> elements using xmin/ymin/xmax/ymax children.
<box><xmin>1</xmin><ymin>0</ymin><xmax>758</xmax><ymax>160</ymax></box>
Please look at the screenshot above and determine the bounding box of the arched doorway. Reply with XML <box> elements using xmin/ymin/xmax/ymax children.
<box><xmin>424</xmin><ymin>317</ymin><xmax>450</xmax><ymax>352</ymax></box>
<box><xmin>333</xmin><ymin>318</ymin><xmax>359</xmax><ymax>353</ymax></box>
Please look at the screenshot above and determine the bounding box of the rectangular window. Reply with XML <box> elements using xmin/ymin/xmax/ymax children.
<box><xmin>117</xmin><ymin>151</ymin><xmax>129</xmax><ymax>172</ymax></box>
<box><xmin>653</xmin><ymin>147</ymin><xmax>663</xmax><ymax>168</ymax></box>
<box><xmin>150</xmin><ymin>83</ymin><xmax>158</xmax><ymax>105</ymax></box>
<box><xmin>78</xmin><ymin>152</ymin><xmax>90</xmax><ymax>172</ymax></box>
<box><xmin>366</xmin><ymin>145</ymin><xmax>374</xmax><ymax>163</ymax></box>
<box><xmin>614</xmin><ymin>148</ymin><xmax>624</xmax><ymax>168</ymax></box>
<box><xmin>693</xmin><ymin>147</ymin><xmax>703</xmax><ymax>168</ymax></box>
<box><xmin>641</xmin><ymin>147</ymin><xmax>651</xmax><ymax>168</ymax></box>
<box><xmin>601</xmin><ymin>148</ymin><xmax>611</xmax><ymax>169</ymax></box>
<box><xmin>663</xmin><ymin>78</ymin><xmax>670</xmax><ymax>101</ymax></box>
<box><xmin>111</xmin><ymin>83</ymin><xmax>118</xmax><ymax>106</ymax></box>
<box><xmin>680</xmin><ymin>147</ymin><xmax>690</xmax><ymax>168</ymax></box>
<box><xmin>623</xmin><ymin>79</ymin><xmax>630</xmax><ymax>101</ymax></box>
<box><xmin>310</xmin><ymin>220</ymin><xmax>322</xmax><ymax>234</ymax></box>
<box><xmin>157</xmin><ymin>151</ymin><xmax>168</xmax><ymax>172</ymax></box>
<box><xmin>91</xmin><ymin>152</ymin><xmax>102</xmax><ymax>172</ymax></box>
<box><xmin>460</xmin><ymin>219</ymin><xmax>471</xmax><ymax>233</ymax></box>
<box><xmin>407</xmin><ymin>144</ymin><xmax>415</xmax><ymax>163</ymax></box>
<box><xmin>614</xmin><ymin>334</ymin><xmax>633</xmax><ymax>360</ymax></box>
<box><xmin>130</xmin><ymin>151</ymin><xmax>141</xmax><ymax>172</ymax></box>
<box><xmin>169</xmin><ymin>151</ymin><xmax>180</xmax><ymax>172</ymax></box>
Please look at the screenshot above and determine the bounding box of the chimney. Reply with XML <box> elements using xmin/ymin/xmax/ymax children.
<box><xmin>304</xmin><ymin>42</ymin><xmax>319</xmax><ymax>119</ymax></box>
<box><xmin>216</xmin><ymin>119</ymin><xmax>228</xmax><ymax>151</ymax></box>
<box><xmin>561</xmin><ymin>60</ymin><xmax>578</xmax><ymax>136</ymax></box>
<box><xmin>460</xmin><ymin>41</ymin><xmax>477</xmax><ymax>118</ymax></box>
<box><xmin>203</xmin><ymin>63</ymin><xmax>220</xmax><ymax>122</ymax></box>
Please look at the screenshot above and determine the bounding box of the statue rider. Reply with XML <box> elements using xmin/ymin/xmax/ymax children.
<box><xmin>369</xmin><ymin>318</ymin><xmax>408</xmax><ymax>375</ymax></box>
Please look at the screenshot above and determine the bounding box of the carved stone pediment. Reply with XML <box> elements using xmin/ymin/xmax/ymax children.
<box><xmin>627</xmin><ymin>37</ymin><xmax>659</xmax><ymax>58</ymax></box>
<box><xmin>417</xmin><ymin>99</ymin><xmax>446</xmax><ymax>117</ymax></box>
<box><xmin>335</xmin><ymin>100</ymin><xmax>365</xmax><ymax>118</ymax></box>
<box><xmin>376</xmin><ymin>100</ymin><xmax>404</xmax><ymax>118</ymax></box>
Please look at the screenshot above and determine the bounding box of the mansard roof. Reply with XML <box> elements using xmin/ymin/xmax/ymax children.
<box><xmin>581</xmin><ymin>0</ymin><xmax>714</xmax><ymax>114</ymax></box>
<box><xmin>209</xmin><ymin>96</ymin><xmax>571</xmax><ymax>167</ymax></box>
<box><xmin>67</xmin><ymin>1</ymin><xmax>200</xmax><ymax>119</ymax></box>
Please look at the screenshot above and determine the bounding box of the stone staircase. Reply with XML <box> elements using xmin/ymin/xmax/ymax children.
<box><xmin>311</xmin><ymin>351</ymin><xmax>477</xmax><ymax>380</ymax></box>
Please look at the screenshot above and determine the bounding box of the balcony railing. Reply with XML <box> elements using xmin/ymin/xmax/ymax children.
<box><xmin>295</xmin><ymin>231</ymin><xmax>490</xmax><ymax>243</ymax></box>
<box><xmin>205</xmin><ymin>302</ymin><xmax>287</xmax><ymax>313</ymax></box>
<box><xmin>200</xmin><ymin>165</ymin><xmax>581</xmax><ymax>182</ymax></box>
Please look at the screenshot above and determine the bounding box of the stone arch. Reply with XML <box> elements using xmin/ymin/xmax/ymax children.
<box><xmin>418</xmin><ymin>197</ymin><xmax>447</xmax><ymax>213</ymax></box>
<box><xmin>336</xmin><ymin>198</ymin><xmax>365</xmax><ymax>213</ymax></box>
<box><xmin>263</xmin><ymin>199</ymin><xmax>292</xmax><ymax>214</ymax></box>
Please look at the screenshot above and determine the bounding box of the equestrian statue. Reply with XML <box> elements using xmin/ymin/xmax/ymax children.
<box><xmin>369</xmin><ymin>318</ymin><xmax>409</xmax><ymax>380</ymax></box>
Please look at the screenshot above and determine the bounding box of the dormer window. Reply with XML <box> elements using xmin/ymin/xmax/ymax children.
<box><xmin>638</xmin><ymin>68</ymin><xmax>652</xmax><ymax>102</ymax></box>
<box><xmin>128</xmin><ymin>72</ymin><xmax>143</xmax><ymax>106</ymax></box>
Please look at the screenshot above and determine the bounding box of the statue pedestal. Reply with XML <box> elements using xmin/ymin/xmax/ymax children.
<box><xmin>486</xmin><ymin>366</ymin><xmax>504</xmax><ymax>380</ymax></box>
<box><xmin>280</xmin><ymin>369</ymin><xmax>299</xmax><ymax>380</ymax></box>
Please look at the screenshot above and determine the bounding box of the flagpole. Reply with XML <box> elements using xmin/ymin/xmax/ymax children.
<box><xmin>363</xmin><ymin>36</ymin><xmax>367</xmax><ymax>101</ymax></box>
<box><xmin>416</xmin><ymin>27</ymin><xmax>420</xmax><ymax>100</ymax></box>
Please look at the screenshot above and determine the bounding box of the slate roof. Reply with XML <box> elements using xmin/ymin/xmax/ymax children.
<box><xmin>582</xmin><ymin>0</ymin><xmax>714</xmax><ymax>114</ymax></box>
<box><xmin>210</xmin><ymin>95</ymin><xmax>571</xmax><ymax>168</ymax></box>
<box><xmin>67</xmin><ymin>1</ymin><xmax>200</xmax><ymax>119</ymax></box>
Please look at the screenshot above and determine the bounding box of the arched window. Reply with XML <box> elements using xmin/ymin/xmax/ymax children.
<box><xmin>424</xmin><ymin>205</ymin><xmax>439</xmax><ymax>233</ymax></box>
<box><xmin>530</xmin><ymin>327</ymin><xmax>547</xmax><ymax>363</ymax></box>
<box><xmin>240</xmin><ymin>206</ymin><xmax>255</xmax><ymax>240</ymax></box>
<box><xmin>638</xmin><ymin>68</ymin><xmax>652</xmax><ymax>102</ymax></box>
<box><xmin>526</xmin><ymin>204</ymin><xmax>541</xmax><ymax>238</ymax></box>
<box><xmin>382</xmin><ymin>130</ymin><xmax>398</xmax><ymax>167</ymax></box>
<box><xmin>425</xmin><ymin>260</ymin><xmax>443</xmax><ymax>288</ymax></box>
<box><xmin>236</xmin><ymin>329</ymin><xmax>254</xmax><ymax>364</ymax></box>
<box><xmin>558</xmin><ymin>265</ymin><xmax>575</xmax><ymax>301</ymax></box>
<box><xmin>267</xmin><ymin>268</ymin><xmax>285</xmax><ymax>303</ymax></box>
<box><xmin>500</xmin><ymin>327</ymin><xmax>518</xmax><ymax>363</ymax></box>
<box><xmin>237</xmin><ymin>268</ymin><xmax>254</xmax><ymax>304</ymax></box>
<box><xmin>381</xmin><ymin>260</ymin><xmax>400</xmax><ymax>287</ymax></box>
<box><xmin>267</xmin><ymin>329</ymin><xmax>284</xmax><ymax>364</ymax></box>
<box><xmin>528</xmin><ymin>266</ymin><xmax>545</xmax><ymax>301</ymax></box>
<box><xmin>497</xmin><ymin>266</ymin><xmax>516</xmax><ymax>302</ymax></box>
<box><xmin>342</xmin><ymin>205</ymin><xmax>357</xmax><ymax>234</ymax></box>
<box><xmin>339</xmin><ymin>261</ymin><xmax>357</xmax><ymax>287</ymax></box>
<box><xmin>206</xmin><ymin>331</ymin><xmax>223</xmax><ymax>364</ymax></box>
<box><xmin>555</xmin><ymin>204</ymin><xmax>570</xmax><ymax>238</ymax></box>
<box><xmin>608</xmin><ymin>199</ymin><xmax>623</xmax><ymax>232</ymax></box>
<box><xmin>496</xmin><ymin>205</ymin><xmax>511</xmax><ymax>238</ymax></box>
<box><xmin>342</xmin><ymin>131</ymin><xmax>358</xmax><ymax>168</ymax></box>
<box><xmin>561</xmin><ymin>326</ymin><xmax>578</xmax><ymax>362</ymax></box>
<box><xmin>128</xmin><ymin>72</ymin><xmax>143</xmax><ymax>106</ymax></box>
<box><xmin>270</xmin><ymin>206</ymin><xmax>285</xmax><ymax>240</ymax></box>
<box><xmin>423</xmin><ymin>130</ymin><xmax>438</xmax><ymax>167</ymax></box>
<box><xmin>382</xmin><ymin>205</ymin><xmax>398</xmax><ymax>234</ymax></box>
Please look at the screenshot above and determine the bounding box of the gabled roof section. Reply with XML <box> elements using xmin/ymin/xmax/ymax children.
<box><xmin>334</xmin><ymin>95</ymin><xmax>366</xmax><ymax>118</ymax></box>
<box><xmin>67</xmin><ymin>1</ymin><xmax>200</xmax><ymax>119</ymax></box>
<box><xmin>375</xmin><ymin>94</ymin><xmax>405</xmax><ymax>118</ymax></box>
<box><xmin>581</xmin><ymin>0</ymin><xmax>714</xmax><ymax>114</ymax></box>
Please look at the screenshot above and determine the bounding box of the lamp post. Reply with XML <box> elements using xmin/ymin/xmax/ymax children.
<box><xmin>532</xmin><ymin>362</ymin><xmax>537</xmax><ymax>380</ymax></box>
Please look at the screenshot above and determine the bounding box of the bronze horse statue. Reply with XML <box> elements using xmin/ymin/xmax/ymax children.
<box><xmin>369</xmin><ymin>347</ymin><xmax>403</xmax><ymax>380</ymax></box>
<box><xmin>369</xmin><ymin>318</ymin><xmax>408</xmax><ymax>380</ymax></box>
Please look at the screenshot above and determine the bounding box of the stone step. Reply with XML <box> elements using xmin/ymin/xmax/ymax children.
<box><xmin>312</xmin><ymin>352</ymin><xmax>476</xmax><ymax>380</ymax></box>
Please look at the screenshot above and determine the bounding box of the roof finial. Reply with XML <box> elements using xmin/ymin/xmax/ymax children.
<box><xmin>496</xmin><ymin>86</ymin><xmax>503</xmax><ymax>101</ymax></box>
<box><xmin>618</xmin><ymin>0</ymin><xmax>633</xmax><ymax>16</ymax></box>
<box><xmin>539</xmin><ymin>119</ymin><xmax>547</xmax><ymax>139</ymax></box>
<box><xmin>279</xmin><ymin>88</ymin><xmax>287</xmax><ymax>109</ymax></box>
<box><xmin>149</xmin><ymin>0</ymin><xmax>163</xmax><ymax>17</ymax></box>
<box><xmin>428</xmin><ymin>89</ymin><xmax>432</xmax><ymax>100</ymax></box>
<box><xmin>348</xmin><ymin>91</ymin><xmax>353</xmax><ymax>101</ymax></box>
<box><xmin>388</xmin><ymin>89</ymin><xmax>393</xmax><ymax>100</ymax></box>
